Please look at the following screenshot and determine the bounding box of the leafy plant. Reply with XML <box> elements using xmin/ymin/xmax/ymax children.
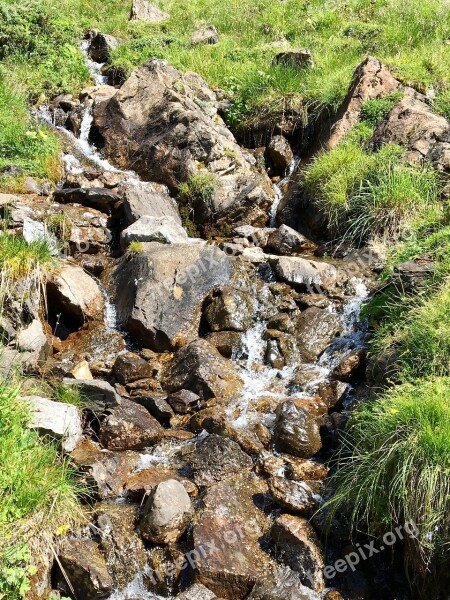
<box><xmin>360</xmin><ymin>92</ymin><xmax>403</xmax><ymax>126</ymax></box>
<box><xmin>0</xmin><ymin>544</ymin><xmax>36</xmax><ymax>600</ymax></box>
<box><xmin>177</xmin><ymin>172</ymin><xmax>217</xmax><ymax>224</ymax></box>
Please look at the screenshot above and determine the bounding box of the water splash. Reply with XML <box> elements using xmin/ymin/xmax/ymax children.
<box><xmin>80</xmin><ymin>39</ymin><xmax>108</xmax><ymax>86</ymax></box>
<box><xmin>269</xmin><ymin>156</ymin><xmax>299</xmax><ymax>227</ymax></box>
<box><xmin>107</xmin><ymin>567</ymin><xmax>167</xmax><ymax>600</ymax></box>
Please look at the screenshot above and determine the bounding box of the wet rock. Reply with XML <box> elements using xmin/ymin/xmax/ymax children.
<box><xmin>234</xmin><ymin>224</ymin><xmax>276</xmax><ymax>247</ymax></box>
<box><xmin>53</xmin><ymin>187</ymin><xmax>121</xmax><ymax>214</ymax></box>
<box><xmin>92</xmin><ymin>59</ymin><xmax>273</xmax><ymax>227</ymax></box>
<box><xmin>366</xmin><ymin>348</ymin><xmax>400</xmax><ymax>388</ymax></box>
<box><xmin>121</xmin><ymin>215</ymin><xmax>189</xmax><ymax>248</ymax></box>
<box><xmin>130</xmin><ymin>0</ymin><xmax>170</xmax><ymax>22</ymax></box>
<box><xmin>24</xmin><ymin>395</ymin><xmax>82</xmax><ymax>452</ymax></box>
<box><xmin>247</xmin><ymin>567</ymin><xmax>321</xmax><ymax>600</ymax></box>
<box><xmin>147</xmin><ymin>545</ymin><xmax>185</xmax><ymax>595</ymax></box>
<box><xmin>192</xmin><ymin>26</ymin><xmax>219</xmax><ymax>45</ymax></box>
<box><xmin>124</xmin><ymin>467</ymin><xmax>184</xmax><ymax>498</ymax></box>
<box><xmin>292</xmin><ymin>365</ymin><xmax>325</xmax><ymax>389</ymax></box>
<box><xmin>295</xmin><ymin>293</ymin><xmax>331</xmax><ymax>309</ymax></box>
<box><xmin>57</xmin><ymin>538</ymin><xmax>113</xmax><ymax>600</ymax></box>
<box><xmin>85</xmin><ymin>29</ymin><xmax>122</xmax><ymax>63</ymax></box>
<box><xmin>273</xmin><ymin>49</ymin><xmax>314</xmax><ymax>69</ymax></box>
<box><xmin>294</xmin><ymin>307</ymin><xmax>341</xmax><ymax>361</ymax></box>
<box><xmin>175</xmin><ymin>583</ymin><xmax>217</xmax><ymax>600</ymax></box>
<box><xmin>167</xmin><ymin>389</ymin><xmax>202</xmax><ymax>414</ymax></box>
<box><xmin>268</xmin><ymin>476</ymin><xmax>319</xmax><ymax>516</ymax></box>
<box><xmin>113</xmin><ymin>243</ymin><xmax>231</xmax><ymax>351</ymax></box>
<box><xmin>317</xmin><ymin>380</ymin><xmax>348</xmax><ymax>409</ymax></box>
<box><xmin>190</xmin><ymin>434</ymin><xmax>253</xmax><ymax>486</ymax></box>
<box><xmin>394</xmin><ymin>256</ymin><xmax>436</xmax><ymax>293</ymax></box>
<box><xmin>113</xmin><ymin>352</ymin><xmax>153</xmax><ymax>385</ymax></box>
<box><xmin>267</xmin><ymin>225</ymin><xmax>318</xmax><ymax>255</ymax></box>
<box><xmin>95</xmin><ymin>502</ymin><xmax>147</xmax><ymax>588</ymax></box>
<box><xmin>99</xmin><ymin>398</ymin><xmax>164</xmax><ymax>450</ymax></box>
<box><xmin>269</xmin><ymin>256</ymin><xmax>338</xmax><ymax>292</ymax></box>
<box><xmin>205</xmin><ymin>330</ymin><xmax>242</xmax><ymax>358</ymax></box>
<box><xmin>274</xmin><ymin>400</ymin><xmax>322</xmax><ymax>458</ymax></box>
<box><xmin>267</xmin><ymin>136</ymin><xmax>294</xmax><ymax>173</ymax></box>
<box><xmin>138</xmin><ymin>478</ymin><xmax>193</xmax><ymax>543</ymax></box>
<box><xmin>284</xmin><ymin>458</ymin><xmax>329</xmax><ymax>483</ymax></box>
<box><xmin>264</xmin><ymin>329</ymin><xmax>298</xmax><ymax>366</ymax></box>
<box><xmin>16</xmin><ymin>319</ymin><xmax>50</xmax><ymax>366</ymax></box>
<box><xmin>192</xmin><ymin>476</ymin><xmax>271</xmax><ymax>598</ymax></box>
<box><xmin>203</xmin><ymin>287</ymin><xmax>253</xmax><ymax>332</ymax></box>
<box><xmin>135</xmin><ymin>392</ymin><xmax>174</xmax><ymax>424</ymax></box>
<box><xmin>63</xmin><ymin>378</ymin><xmax>121</xmax><ymax>413</ymax></box>
<box><xmin>332</xmin><ymin>348</ymin><xmax>366</xmax><ymax>381</ymax></box>
<box><xmin>270</xmin><ymin>515</ymin><xmax>324</xmax><ymax>592</ymax></box>
<box><xmin>47</xmin><ymin>264</ymin><xmax>104</xmax><ymax>329</ymax></box>
<box><xmin>327</xmin><ymin>56</ymin><xmax>402</xmax><ymax>149</ymax></box>
<box><xmin>121</xmin><ymin>181</ymin><xmax>181</xmax><ymax>226</ymax></box>
<box><xmin>163</xmin><ymin>339</ymin><xmax>243</xmax><ymax>401</ymax></box>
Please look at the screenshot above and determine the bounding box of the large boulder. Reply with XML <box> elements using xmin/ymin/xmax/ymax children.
<box><xmin>113</xmin><ymin>243</ymin><xmax>231</xmax><ymax>351</ymax></box>
<box><xmin>203</xmin><ymin>287</ymin><xmax>253</xmax><ymax>332</ymax></box>
<box><xmin>25</xmin><ymin>396</ymin><xmax>82</xmax><ymax>452</ymax></box>
<box><xmin>62</xmin><ymin>378</ymin><xmax>121</xmax><ymax>413</ymax></box>
<box><xmin>92</xmin><ymin>60</ymin><xmax>273</xmax><ymax>226</ymax></box>
<box><xmin>294</xmin><ymin>307</ymin><xmax>341</xmax><ymax>362</ymax></box>
<box><xmin>130</xmin><ymin>0</ymin><xmax>169</xmax><ymax>22</ymax></box>
<box><xmin>162</xmin><ymin>339</ymin><xmax>243</xmax><ymax>401</ymax></box>
<box><xmin>269</xmin><ymin>256</ymin><xmax>339</xmax><ymax>293</ymax></box>
<box><xmin>138</xmin><ymin>479</ymin><xmax>193</xmax><ymax>543</ymax></box>
<box><xmin>274</xmin><ymin>400</ymin><xmax>322</xmax><ymax>458</ymax></box>
<box><xmin>120</xmin><ymin>181</ymin><xmax>181</xmax><ymax>226</ymax></box>
<box><xmin>120</xmin><ymin>215</ymin><xmax>189</xmax><ymax>248</ymax></box>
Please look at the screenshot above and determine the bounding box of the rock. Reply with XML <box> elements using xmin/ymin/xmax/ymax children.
<box><xmin>317</xmin><ymin>380</ymin><xmax>348</xmax><ymax>409</ymax></box>
<box><xmin>95</xmin><ymin>503</ymin><xmax>147</xmax><ymax>589</ymax></box>
<box><xmin>85</xmin><ymin>29</ymin><xmax>122</xmax><ymax>63</ymax></box>
<box><xmin>22</xmin><ymin>216</ymin><xmax>55</xmax><ymax>247</ymax></box>
<box><xmin>46</xmin><ymin>264</ymin><xmax>104</xmax><ymax>329</ymax></box>
<box><xmin>205</xmin><ymin>330</ymin><xmax>242</xmax><ymax>358</ymax></box>
<box><xmin>92</xmin><ymin>59</ymin><xmax>273</xmax><ymax>227</ymax></box>
<box><xmin>192</xmin><ymin>26</ymin><xmax>219</xmax><ymax>45</ymax></box>
<box><xmin>24</xmin><ymin>395</ymin><xmax>82</xmax><ymax>452</ymax></box>
<box><xmin>120</xmin><ymin>215</ymin><xmax>189</xmax><ymax>248</ymax></box>
<box><xmin>62</xmin><ymin>378</ymin><xmax>121</xmax><ymax>413</ymax></box>
<box><xmin>234</xmin><ymin>225</ymin><xmax>275</xmax><ymax>247</ymax></box>
<box><xmin>203</xmin><ymin>287</ymin><xmax>253</xmax><ymax>332</ymax></box>
<box><xmin>166</xmin><ymin>389</ymin><xmax>202</xmax><ymax>414</ymax></box>
<box><xmin>284</xmin><ymin>458</ymin><xmax>329</xmax><ymax>483</ymax></box>
<box><xmin>372</xmin><ymin>87</ymin><xmax>450</xmax><ymax>171</ymax></box>
<box><xmin>394</xmin><ymin>257</ymin><xmax>436</xmax><ymax>293</ymax></box>
<box><xmin>267</xmin><ymin>136</ymin><xmax>294</xmax><ymax>173</ymax></box>
<box><xmin>176</xmin><ymin>583</ymin><xmax>217</xmax><ymax>600</ymax></box>
<box><xmin>269</xmin><ymin>256</ymin><xmax>338</xmax><ymax>293</ymax></box>
<box><xmin>130</xmin><ymin>0</ymin><xmax>170</xmax><ymax>22</ymax></box>
<box><xmin>52</xmin><ymin>187</ymin><xmax>121</xmax><ymax>214</ymax></box>
<box><xmin>57</xmin><ymin>538</ymin><xmax>113</xmax><ymax>600</ymax></box>
<box><xmin>113</xmin><ymin>352</ymin><xmax>153</xmax><ymax>384</ymax></box>
<box><xmin>274</xmin><ymin>400</ymin><xmax>322</xmax><ymax>458</ymax></box>
<box><xmin>273</xmin><ymin>49</ymin><xmax>314</xmax><ymax>69</ymax></box>
<box><xmin>136</xmin><ymin>393</ymin><xmax>174</xmax><ymax>424</ymax></box>
<box><xmin>23</xmin><ymin>176</ymin><xmax>43</xmax><ymax>195</ymax></box>
<box><xmin>120</xmin><ymin>181</ymin><xmax>181</xmax><ymax>226</ymax></box>
<box><xmin>163</xmin><ymin>339</ymin><xmax>243</xmax><ymax>401</ymax></box>
<box><xmin>247</xmin><ymin>567</ymin><xmax>321</xmax><ymax>600</ymax></box>
<box><xmin>294</xmin><ymin>307</ymin><xmax>341</xmax><ymax>361</ymax></box>
<box><xmin>113</xmin><ymin>243</ymin><xmax>231</xmax><ymax>351</ymax></box>
<box><xmin>327</xmin><ymin>57</ymin><xmax>402</xmax><ymax>149</ymax></box>
<box><xmin>70</xmin><ymin>360</ymin><xmax>93</xmax><ymax>380</ymax></box>
<box><xmin>190</xmin><ymin>434</ymin><xmax>253</xmax><ymax>486</ymax></box>
<box><xmin>267</xmin><ymin>225</ymin><xmax>318</xmax><ymax>255</ymax></box>
<box><xmin>99</xmin><ymin>398</ymin><xmax>163</xmax><ymax>450</ymax></box>
<box><xmin>270</xmin><ymin>515</ymin><xmax>324</xmax><ymax>592</ymax></box>
<box><xmin>268</xmin><ymin>476</ymin><xmax>319</xmax><ymax>516</ymax></box>
<box><xmin>124</xmin><ymin>467</ymin><xmax>184</xmax><ymax>498</ymax></box>
<box><xmin>147</xmin><ymin>545</ymin><xmax>185</xmax><ymax>595</ymax></box>
<box><xmin>138</xmin><ymin>479</ymin><xmax>193</xmax><ymax>543</ymax></box>
<box><xmin>332</xmin><ymin>348</ymin><xmax>366</xmax><ymax>381</ymax></box>
<box><xmin>16</xmin><ymin>319</ymin><xmax>49</xmax><ymax>365</ymax></box>
<box><xmin>192</xmin><ymin>476</ymin><xmax>271</xmax><ymax>598</ymax></box>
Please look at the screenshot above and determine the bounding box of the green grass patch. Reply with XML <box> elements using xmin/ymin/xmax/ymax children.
<box><xmin>360</xmin><ymin>91</ymin><xmax>403</xmax><ymax>127</ymax></box>
<box><xmin>178</xmin><ymin>172</ymin><xmax>217</xmax><ymax>225</ymax></box>
<box><xmin>326</xmin><ymin>376</ymin><xmax>450</xmax><ymax>573</ymax></box>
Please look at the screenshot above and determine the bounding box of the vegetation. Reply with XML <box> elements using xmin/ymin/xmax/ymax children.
<box><xmin>178</xmin><ymin>172</ymin><xmax>217</xmax><ymax>225</ymax></box>
<box><xmin>326</xmin><ymin>377</ymin><xmax>450</xmax><ymax>587</ymax></box>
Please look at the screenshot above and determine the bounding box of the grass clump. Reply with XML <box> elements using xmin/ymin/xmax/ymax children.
<box><xmin>178</xmin><ymin>172</ymin><xmax>217</xmax><ymax>224</ymax></box>
<box><xmin>360</xmin><ymin>91</ymin><xmax>403</xmax><ymax>126</ymax></box>
<box><xmin>127</xmin><ymin>240</ymin><xmax>144</xmax><ymax>254</ymax></box>
<box><xmin>326</xmin><ymin>377</ymin><xmax>450</xmax><ymax>589</ymax></box>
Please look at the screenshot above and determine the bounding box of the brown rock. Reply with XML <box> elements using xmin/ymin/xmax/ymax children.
<box><xmin>100</xmin><ymin>399</ymin><xmax>163</xmax><ymax>451</ymax></box>
<box><xmin>190</xmin><ymin>434</ymin><xmax>253</xmax><ymax>486</ymax></box>
<box><xmin>130</xmin><ymin>0</ymin><xmax>169</xmax><ymax>22</ymax></box>
<box><xmin>167</xmin><ymin>389</ymin><xmax>202</xmax><ymax>414</ymax></box>
<box><xmin>332</xmin><ymin>348</ymin><xmax>366</xmax><ymax>381</ymax></box>
<box><xmin>205</xmin><ymin>330</ymin><xmax>242</xmax><ymax>358</ymax></box>
<box><xmin>192</xmin><ymin>26</ymin><xmax>219</xmax><ymax>45</ymax></box>
<box><xmin>274</xmin><ymin>400</ymin><xmax>322</xmax><ymax>458</ymax></box>
<box><xmin>113</xmin><ymin>352</ymin><xmax>153</xmax><ymax>384</ymax></box>
<box><xmin>268</xmin><ymin>476</ymin><xmax>319</xmax><ymax>516</ymax></box>
<box><xmin>267</xmin><ymin>136</ymin><xmax>294</xmax><ymax>173</ymax></box>
<box><xmin>294</xmin><ymin>307</ymin><xmax>341</xmax><ymax>362</ymax></box>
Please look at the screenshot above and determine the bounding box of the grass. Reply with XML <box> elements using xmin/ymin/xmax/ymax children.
<box><xmin>178</xmin><ymin>171</ymin><xmax>217</xmax><ymax>224</ymax></box>
<box><xmin>325</xmin><ymin>377</ymin><xmax>450</xmax><ymax>592</ymax></box>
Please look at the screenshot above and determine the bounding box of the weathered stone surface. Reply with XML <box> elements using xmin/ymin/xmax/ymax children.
<box><xmin>62</xmin><ymin>378</ymin><xmax>121</xmax><ymax>413</ymax></box>
<box><xmin>113</xmin><ymin>243</ymin><xmax>231</xmax><ymax>351</ymax></box>
<box><xmin>47</xmin><ymin>264</ymin><xmax>104</xmax><ymax>328</ymax></box>
<box><xmin>175</xmin><ymin>583</ymin><xmax>217</xmax><ymax>600</ymax></box>
<box><xmin>269</xmin><ymin>256</ymin><xmax>338</xmax><ymax>292</ymax></box>
<box><xmin>121</xmin><ymin>215</ymin><xmax>189</xmax><ymax>248</ymax></box>
<box><xmin>85</xmin><ymin>29</ymin><xmax>122</xmax><ymax>63</ymax></box>
<box><xmin>247</xmin><ymin>567</ymin><xmax>321</xmax><ymax>600</ymax></box>
<box><xmin>120</xmin><ymin>181</ymin><xmax>181</xmax><ymax>225</ymax></box>
<box><xmin>270</xmin><ymin>515</ymin><xmax>324</xmax><ymax>592</ymax></box>
<box><xmin>16</xmin><ymin>319</ymin><xmax>50</xmax><ymax>366</ymax></box>
<box><xmin>95</xmin><ymin>502</ymin><xmax>147</xmax><ymax>588</ymax></box>
<box><xmin>163</xmin><ymin>339</ymin><xmax>243</xmax><ymax>401</ymax></box>
<box><xmin>394</xmin><ymin>257</ymin><xmax>435</xmax><ymax>293</ymax></box>
<box><xmin>57</xmin><ymin>538</ymin><xmax>113</xmax><ymax>600</ymax></box>
<box><xmin>203</xmin><ymin>287</ymin><xmax>253</xmax><ymax>332</ymax></box>
<box><xmin>274</xmin><ymin>400</ymin><xmax>322</xmax><ymax>458</ymax></box>
<box><xmin>70</xmin><ymin>359</ymin><xmax>94</xmax><ymax>380</ymax></box>
<box><xmin>205</xmin><ymin>330</ymin><xmax>242</xmax><ymax>358</ymax></box>
<box><xmin>332</xmin><ymin>348</ymin><xmax>366</xmax><ymax>381</ymax></box>
<box><xmin>138</xmin><ymin>479</ymin><xmax>193</xmax><ymax>543</ymax></box>
<box><xmin>192</xmin><ymin>476</ymin><xmax>272</xmax><ymax>599</ymax></box>
<box><xmin>25</xmin><ymin>396</ymin><xmax>82</xmax><ymax>452</ymax></box>
<box><xmin>92</xmin><ymin>60</ymin><xmax>273</xmax><ymax>226</ymax></box>
<box><xmin>268</xmin><ymin>476</ymin><xmax>319</xmax><ymax>516</ymax></box>
<box><xmin>294</xmin><ymin>307</ymin><xmax>341</xmax><ymax>362</ymax></box>
<box><xmin>267</xmin><ymin>225</ymin><xmax>318</xmax><ymax>255</ymax></box>
<box><xmin>267</xmin><ymin>136</ymin><xmax>294</xmax><ymax>173</ymax></box>
<box><xmin>130</xmin><ymin>0</ymin><xmax>170</xmax><ymax>22</ymax></box>
<box><xmin>147</xmin><ymin>545</ymin><xmax>185</xmax><ymax>595</ymax></box>
<box><xmin>273</xmin><ymin>49</ymin><xmax>314</xmax><ymax>69</ymax></box>
<box><xmin>99</xmin><ymin>398</ymin><xmax>164</xmax><ymax>450</ymax></box>
<box><xmin>190</xmin><ymin>434</ymin><xmax>253</xmax><ymax>486</ymax></box>
<box><xmin>192</xmin><ymin>26</ymin><xmax>219</xmax><ymax>45</ymax></box>
<box><xmin>166</xmin><ymin>389</ymin><xmax>202</xmax><ymax>414</ymax></box>
<box><xmin>113</xmin><ymin>352</ymin><xmax>153</xmax><ymax>385</ymax></box>
<box><xmin>53</xmin><ymin>187</ymin><xmax>121</xmax><ymax>214</ymax></box>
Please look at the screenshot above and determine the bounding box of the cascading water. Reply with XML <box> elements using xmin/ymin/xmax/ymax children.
<box><xmin>80</xmin><ymin>38</ymin><xmax>109</xmax><ymax>86</ymax></box>
<box><xmin>269</xmin><ymin>156</ymin><xmax>299</xmax><ymax>227</ymax></box>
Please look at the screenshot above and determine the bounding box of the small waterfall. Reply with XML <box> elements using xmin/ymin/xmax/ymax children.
<box><xmin>80</xmin><ymin>39</ymin><xmax>108</xmax><ymax>86</ymax></box>
<box><xmin>269</xmin><ymin>156</ymin><xmax>299</xmax><ymax>227</ymax></box>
